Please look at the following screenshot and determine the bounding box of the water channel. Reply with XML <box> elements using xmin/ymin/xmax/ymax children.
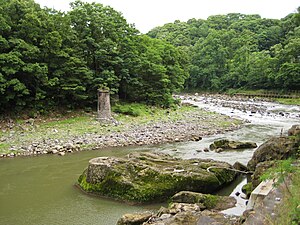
<box><xmin>0</xmin><ymin>96</ymin><xmax>299</xmax><ymax>225</ymax></box>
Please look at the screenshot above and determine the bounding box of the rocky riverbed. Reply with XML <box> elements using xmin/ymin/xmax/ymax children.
<box><xmin>0</xmin><ymin>106</ymin><xmax>242</xmax><ymax>158</ymax></box>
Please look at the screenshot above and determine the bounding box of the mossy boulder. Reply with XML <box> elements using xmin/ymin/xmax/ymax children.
<box><xmin>242</xmin><ymin>182</ymin><xmax>254</xmax><ymax>198</ymax></box>
<box><xmin>78</xmin><ymin>152</ymin><xmax>237</xmax><ymax>203</ymax></box>
<box><xmin>209</xmin><ymin>139</ymin><xmax>257</xmax><ymax>151</ymax></box>
<box><xmin>247</xmin><ymin>136</ymin><xmax>299</xmax><ymax>171</ymax></box>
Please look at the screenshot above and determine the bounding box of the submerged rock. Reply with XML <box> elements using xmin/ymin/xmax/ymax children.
<box><xmin>209</xmin><ymin>139</ymin><xmax>257</xmax><ymax>151</ymax></box>
<box><xmin>78</xmin><ymin>152</ymin><xmax>237</xmax><ymax>203</ymax></box>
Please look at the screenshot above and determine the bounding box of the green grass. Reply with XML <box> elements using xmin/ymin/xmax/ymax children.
<box><xmin>0</xmin><ymin>104</ymin><xmax>198</xmax><ymax>153</ymax></box>
<box><xmin>261</xmin><ymin>159</ymin><xmax>300</xmax><ymax>225</ymax></box>
<box><xmin>273</xmin><ymin>162</ymin><xmax>300</xmax><ymax>225</ymax></box>
<box><xmin>274</xmin><ymin>98</ymin><xmax>300</xmax><ymax>106</ymax></box>
<box><xmin>0</xmin><ymin>143</ymin><xmax>10</xmax><ymax>152</ymax></box>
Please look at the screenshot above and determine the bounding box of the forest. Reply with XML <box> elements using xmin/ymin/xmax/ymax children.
<box><xmin>0</xmin><ymin>0</ymin><xmax>299</xmax><ymax>113</ymax></box>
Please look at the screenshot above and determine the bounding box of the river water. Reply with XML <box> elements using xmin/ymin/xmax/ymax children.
<box><xmin>0</xmin><ymin>96</ymin><xmax>299</xmax><ymax>225</ymax></box>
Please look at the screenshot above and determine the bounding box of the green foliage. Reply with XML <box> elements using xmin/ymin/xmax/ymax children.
<box><xmin>1</xmin><ymin>0</ymin><xmax>299</xmax><ymax>112</ymax></box>
<box><xmin>260</xmin><ymin>159</ymin><xmax>296</xmax><ymax>187</ymax></box>
<box><xmin>148</xmin><ymin>11</ymin><xmax>300</xmax><ymax>92</ymax></box>
<box><xmin>260</xmin><ymin>159</ymin><xmax>300</xmax><ymax>225</ymax></box>
<box><xmin>242</xmin><ymin>182</ymin><xmax>253</xmax><ymax>197</ymax></box>
<box><xmin>112</xmin><ymin>103</ymin><xmax>150</xmax><ymax>117</ymax></box>
<box><xmin>0</xmin><ymin>0</ymin><xmax>189</xmax><ymax>113</ymax></box>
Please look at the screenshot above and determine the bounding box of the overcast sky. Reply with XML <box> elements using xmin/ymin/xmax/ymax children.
<box><xmin>35</xmin><ymin>0</ymin><xmax>299</xmax><ymax>33</ymax></box>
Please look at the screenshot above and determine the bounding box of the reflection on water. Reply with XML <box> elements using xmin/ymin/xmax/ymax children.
<box><xmin>0</xmin><ymin>96</ymin><xmax>298</xmax><ymax>223</ymax></box>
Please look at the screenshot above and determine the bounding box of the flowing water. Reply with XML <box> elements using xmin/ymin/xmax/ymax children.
<box><xmin>0</xmin><ymin>96</ymin><xmax>299</xmax><ymax>224</ymax></box>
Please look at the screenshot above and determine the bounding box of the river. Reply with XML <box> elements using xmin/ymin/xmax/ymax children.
<box><xmin>0</xmin><ymin>95</ymin><xmax>299</xmax><ymax>225</ymax></box>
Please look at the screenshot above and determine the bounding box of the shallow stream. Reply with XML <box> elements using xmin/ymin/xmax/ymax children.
<box><xmin>0</xmin><ymin>96</ymin><xmax>299</xmax><ymax>224</ymax></box>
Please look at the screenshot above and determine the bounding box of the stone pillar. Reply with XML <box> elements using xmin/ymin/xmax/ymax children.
<box><xmin>97</xmin><ymin>89</ymin><xmax>111</xmax><ymax>121</ymax></box>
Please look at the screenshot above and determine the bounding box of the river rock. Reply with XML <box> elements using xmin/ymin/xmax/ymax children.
<box><xmin>209</xmin><ymin>139</ymin><xmax>257</xmax><ymax>151</ymax></box>
<box><xmin>288</xmin><ymin>124</ymin><xmax>300</xmax><ymax>136</ymax></box>
<box><xmin>247</xmin><ymin>136</ymin><xmax>299</xmax><ymax>171</ymax></box>
<box><xmin>58</xmin><ymin>152</ymin><xmax>65</xmax><ymax>156</ymax></box>
<box><xmin>233</xmin><ymin>161</ymin><xmax>248</xmax><ymax>173</ymax></box>
<box><xmin>142</xmin><ymin>207</ymin><xmax>238</xmax><ymax>225</ymax></box>
<box><xmin>78</xmin><ymin>152</ymin><xmax>237</xmax><ymax>203</ymax></box>
<box><xmin>117</xmin><ymin>212</ymin><xmax>152</xmax><ymax>225</ymax></box>
<box><xmin>170</xmin><ymin>191</ymin><xmax>236</xmax><ymax>210</ymax></box>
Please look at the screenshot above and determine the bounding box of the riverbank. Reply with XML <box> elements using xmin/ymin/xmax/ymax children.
<box><xmin>0</xmin><ymin>104</ymin><xmax>243</xmax><ymax>158</ymax></box>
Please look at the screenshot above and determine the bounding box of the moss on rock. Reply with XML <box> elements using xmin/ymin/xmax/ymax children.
<box><xmin>78</xmin><ymin>152</ymin><xmax>237</xmax><ymax>203</ymax></box>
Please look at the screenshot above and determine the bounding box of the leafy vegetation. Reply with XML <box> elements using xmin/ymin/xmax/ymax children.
<box><xmin>0</xmin><ymin>0</ymin><xmax>189</xmax><ymax>113</ymax></box>
<box><xmin>148</xmin><ymin>9</ymin><xmax>300</xmax><ymax>92</ymax></box>
<box><xmin>1</xmin><ymin>0</ymin><xmax>299</xmax><ymax>115</ymax></box>
<box><xmin>261</xmin><ymin>159</ymin><xmax>300</xmax><ymax>225</ymax></box>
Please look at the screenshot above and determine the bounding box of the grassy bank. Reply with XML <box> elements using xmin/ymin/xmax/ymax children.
<box><xmin>274</xmin><ymin>98</ymin><xmax>300</xmax><ymax>106</ymax></box>
<box><xmin>260</xmin><ymin>157</ymin><xmax>300</xmax><ymax>225</ymax></box>
<box><xmin>271</xmin><ymin>160</ymin><xmax>300</xmax><ymax>225</ymax></box>
<box><xmin>0</xmin><ymin>103</ymin><xmax>242</xmax><ymax>154</ymax></box>
<box><xmin>225</xmin><ymin>89</ymin><xmax>300</xmax><ymax>105</ymax></box>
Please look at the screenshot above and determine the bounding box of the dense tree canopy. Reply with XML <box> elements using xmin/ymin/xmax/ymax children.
<box><xmin>0</xmin><ymin>0</ymin><xmax>189</xmax><ymax>113</ymax></box>
<box><xmin>0</xmin><ymin>0</ymin><xmax>299</xmax><ymax>114</ymax></box>
<box><xmin>148</xmin><ymin>9</ymin><xmax>300</xmax><ymax>91</ymax></box>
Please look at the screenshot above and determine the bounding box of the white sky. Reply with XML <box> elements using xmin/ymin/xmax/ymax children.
<box><xmin>35</xmin><ymin>0</ymin><xmax>299</xmax><ymax>33</ymax></box>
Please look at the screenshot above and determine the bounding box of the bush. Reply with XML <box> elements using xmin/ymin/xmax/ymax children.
<box><xmin>112</xmin><ymin>103</ymin><xmax>150</xmax><ymax>117</ymax></box>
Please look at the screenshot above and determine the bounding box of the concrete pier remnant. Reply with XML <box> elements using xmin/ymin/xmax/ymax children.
<box><xmin>97</xmin><ymin>89</ymin><xmax>111</xmax><ymax>122</ymax></box>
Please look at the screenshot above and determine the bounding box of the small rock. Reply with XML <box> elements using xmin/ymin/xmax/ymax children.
<box><xmin>215</xmin><ymin>148</ymin><xmax>223</xmax><ymax>153</ymax></box>
<box><xmin>58</xmin><ymin>152</ymin><xmax>65</xmax><ymax>156</ymax></box>
<box><xmin>203</xmin><ymin>148</ymin><xmax>209</xmax><ymax>152</ymax></box>
<box><xmin>51</xmin><ymin>149</ymin><xmax>58</xmax><ymax>154</ymax></box>
<box><xmin>64</xmin><ymin>143</ymin><xmax>75</xmax><ymax>150</ymax></box>
<box><xmin>160</xmin><ymin>214</ymin><xmax>171</xmax><ymax>219</ymax></box>
<box><xmin>55</xmin><ymin>145</ymin><xmax>63</xmax><ymax>150</ymax></box>
<box><xmin>117</xmin><ymin>212</ymin><xmax>152</xmax><ymax>225</ymax></box>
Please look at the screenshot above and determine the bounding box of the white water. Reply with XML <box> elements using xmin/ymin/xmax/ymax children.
<box><xmin>156</xmin><ymin>95</ymin><xmax>300</xmax><ymax>216</ymax></box>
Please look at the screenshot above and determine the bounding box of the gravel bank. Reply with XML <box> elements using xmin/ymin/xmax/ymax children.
<box><xmin>0</xmin><ymin>107</ymin><xmax>242</xmax><ymax>158</ymax></box>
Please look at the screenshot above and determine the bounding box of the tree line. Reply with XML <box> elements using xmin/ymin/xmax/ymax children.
<box><xmin>148</xmin><ymin>9</ymin><xmax>300</xmax><ymax>92</ymax></box>
<box><xmin>0</xmin><ymin>0</ymin><xmax>189</xmax><ymax>113</ymax></box>
<box><xmin>1</xmin><ymin>0</ymin><xmax>299</xmax><ymax>114</ymax></box>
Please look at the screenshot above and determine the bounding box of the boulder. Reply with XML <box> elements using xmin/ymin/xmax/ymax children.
<box><xmin>170</xmin><ymin>191</ymin><xmax>236</xmax><ymax>210</ymax></box>
<box><xmin>247</xmin><ymin>136</ymin><xmax>299</xmax><ymax>171</ymax></box>
<box><xmin>209</xmin><ymin>139</ymin><xmax>257</xmax><ymax>151</ymax></box>
<box><xmin>288</xmin><ymin>124</ymin><xmax>300</xmax><ymax>136</ymax></box>
<box><xmin>250</xmin><ymin>161</ymin><xmax>276</xmax><ymax>188</ymax></box>
<box><xmin>78</xmin><ymin>152</ymin><xmax>237</xmax><ymax>203</ymax></box>
<box><xmin>233</xmin><ymin>161</ymin><xmax>248</xmax><ymax>173</ymax></box>
<box><xmin>142</xmin><ymin>208</ymin><xmax>238</xmax><ymax>225</ymax></box>
<box><xmin>117</xmin><ymin>212</ymin><xmax>152</xmax><ymax>225</ymax></box>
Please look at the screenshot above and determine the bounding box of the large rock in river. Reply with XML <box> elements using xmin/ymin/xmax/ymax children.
<box><xmin>247</xmin><ymin>136</ymin><xmax>300</xmax><ymax>171</ymax></box>
<box><xmin>209</xmin><ymin>139</ymin><xmax>257</xmax><ymax>151</ymax></box>
<box><xmin>78</xmin><ymin>152</ymin><xmax>236</xmax><ymax>203</ymax></box>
